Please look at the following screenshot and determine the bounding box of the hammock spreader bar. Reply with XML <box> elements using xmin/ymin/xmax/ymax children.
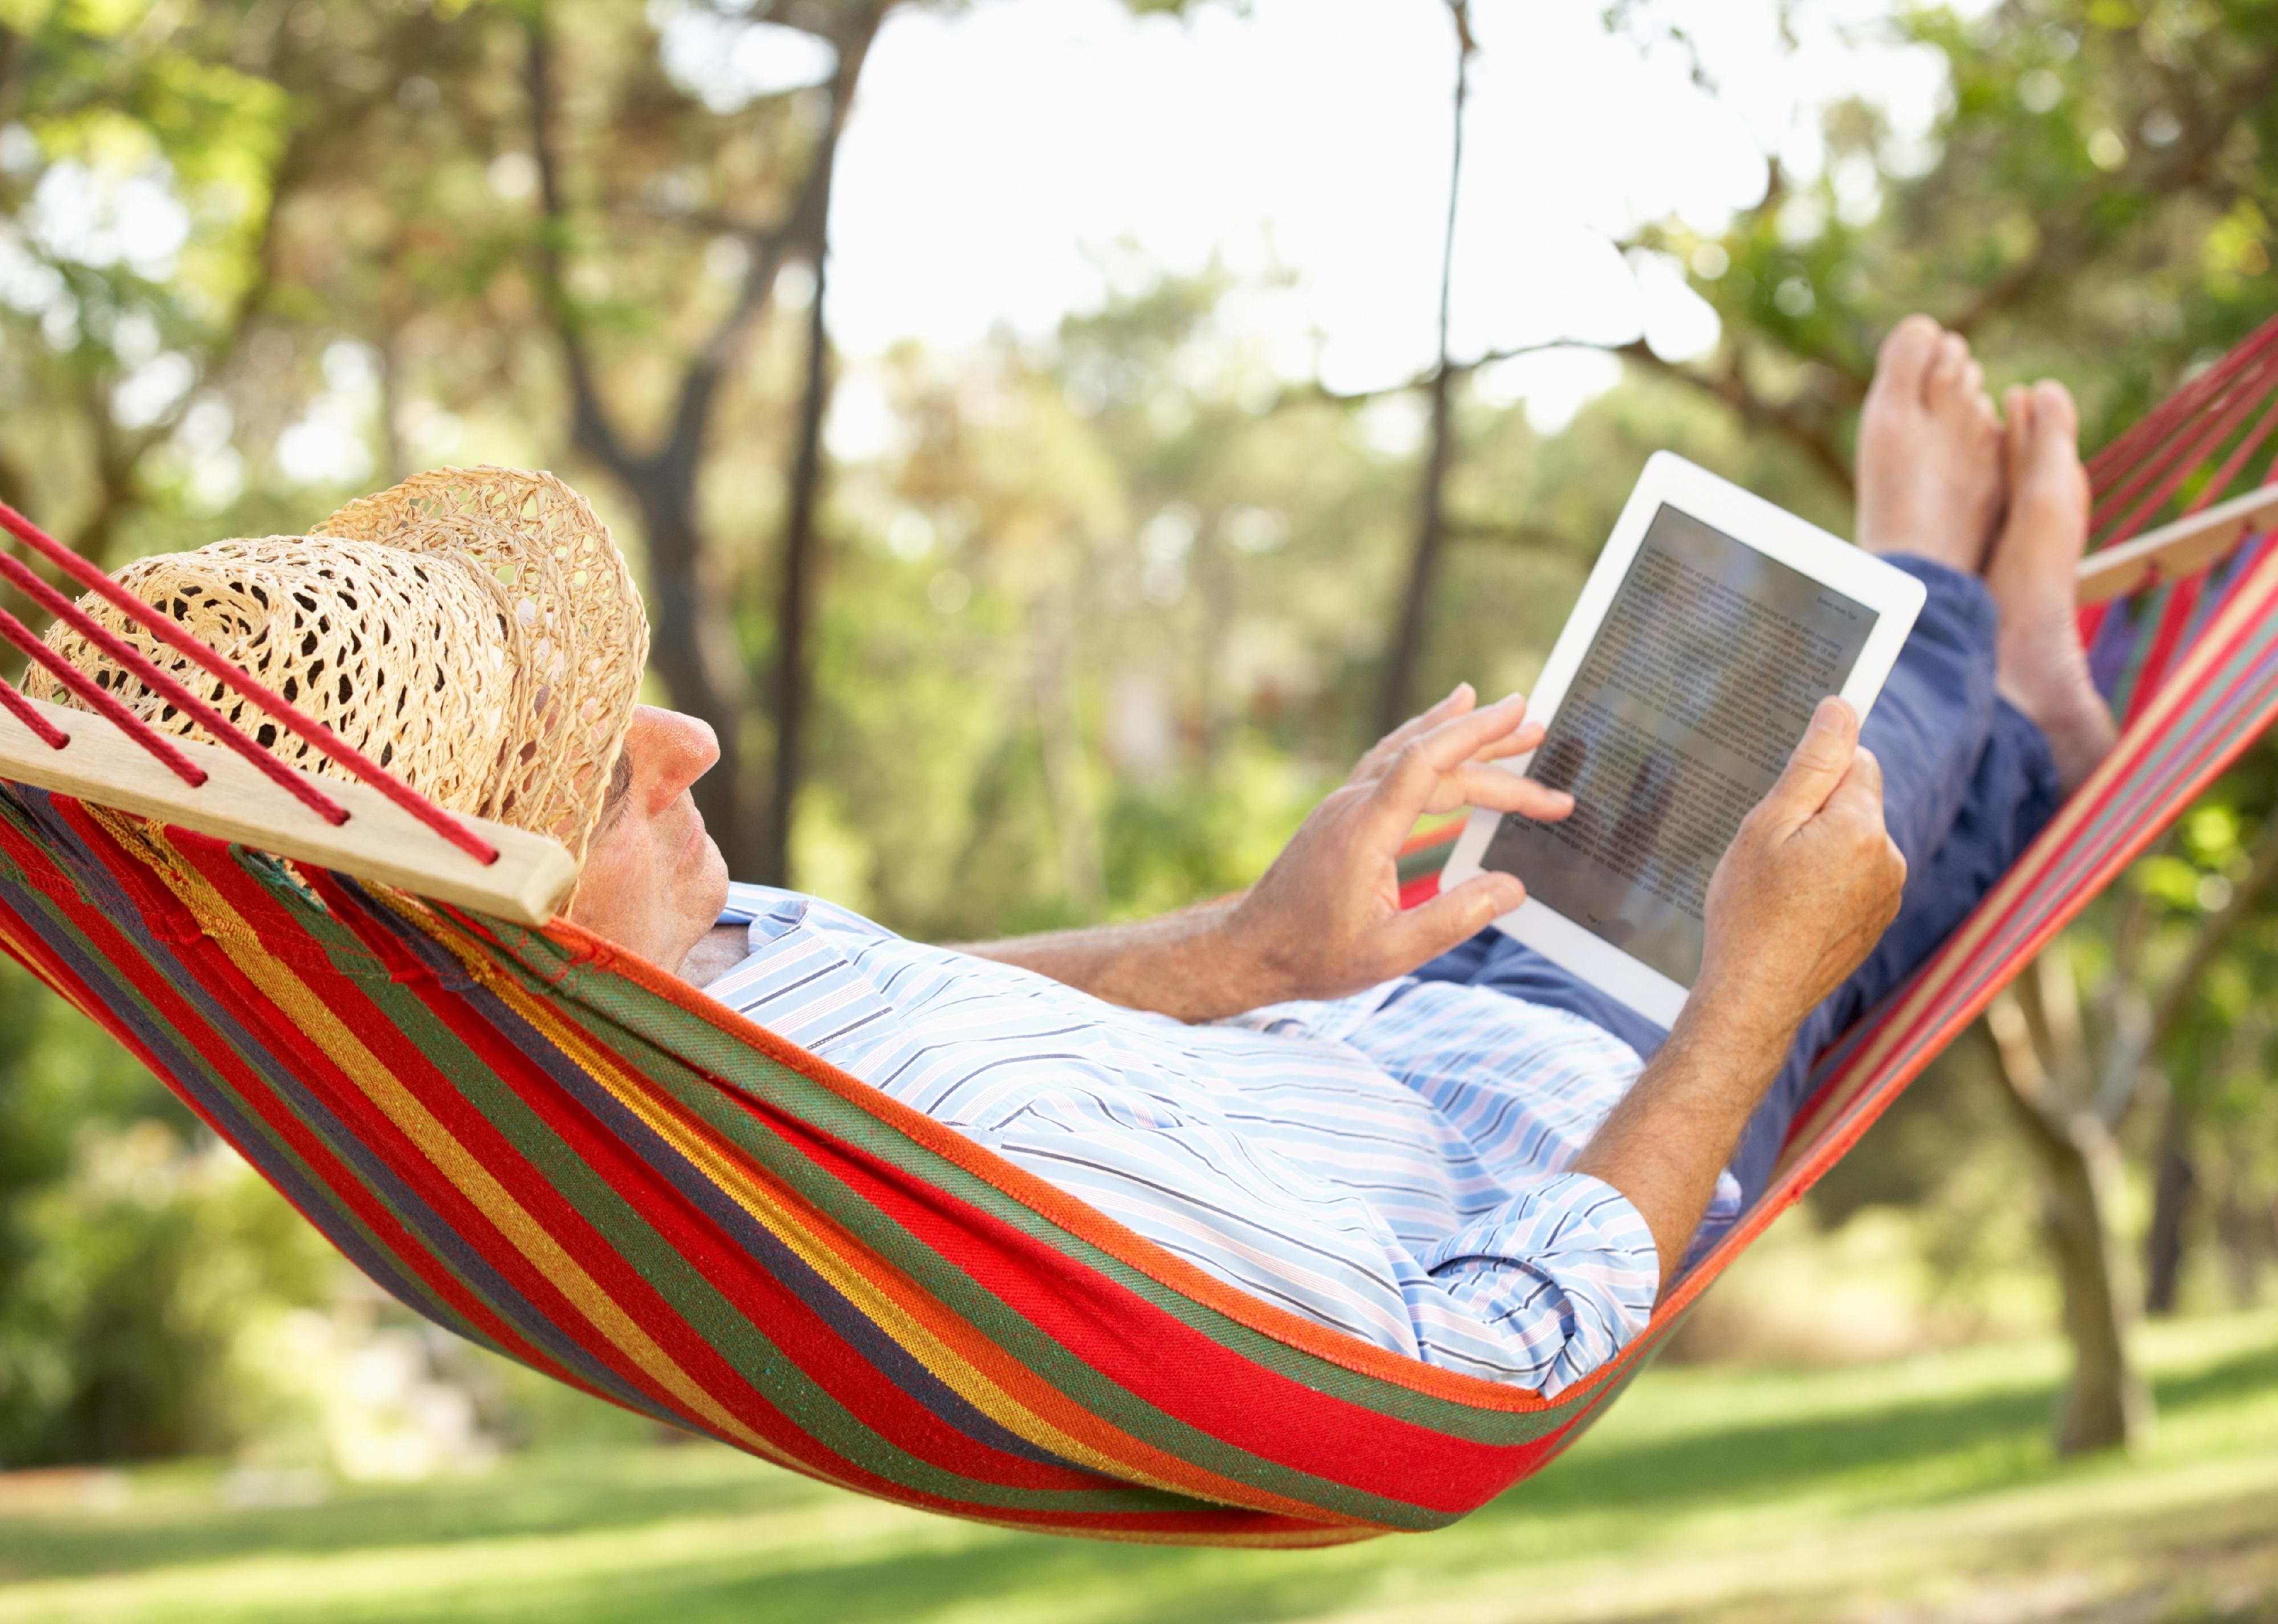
<box><xmin>0</xmin><ymin>508</ymin><xmax>574</xmax><ymax>921</ymax></box>
<box><xmin>0</xmin><ymin>500</ymin><xmax>496</xmax><ymax>863</ymax></box>
<box><xmin>0</xmin><ymin>317</ymin><xmax>2267</xmax><ymax>1547</ymax></box>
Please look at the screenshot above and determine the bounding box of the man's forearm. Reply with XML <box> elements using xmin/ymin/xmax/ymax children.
<box><xmin>954</xmin><ymin>898</ymin><xmax>1278</xmax><ymax>1023</ymax></box>
<box><xmin>1567</xmin><ymin>986</ymin><xmax>1792</xmax><ymax>1289</ymax></box>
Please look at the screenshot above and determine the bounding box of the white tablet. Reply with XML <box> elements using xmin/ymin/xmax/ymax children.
<box><xmin>1438</xmin><ymin>451</ymin><xmax>1927</xmax><ymax>1029</ymax></box>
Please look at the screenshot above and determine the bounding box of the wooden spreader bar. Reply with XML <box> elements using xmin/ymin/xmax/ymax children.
<box><xmin>0</xmin><ymin>692</ymin><xmax>576</xmax><ymax>925</ymax></box>
<box><xmin>2075</xmin><ymin>484</ymin><xmax>2278</xmax><ymax>606</ymax></box>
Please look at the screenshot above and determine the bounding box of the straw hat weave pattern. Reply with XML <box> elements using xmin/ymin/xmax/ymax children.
<box><xmin>32</xmin><ymin>467</ymin><xmax>649</xmax><ymax>860</ymax></box>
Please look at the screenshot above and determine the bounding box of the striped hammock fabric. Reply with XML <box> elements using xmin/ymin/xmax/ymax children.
<box><xmin>0</xmin><ymin>321</ymin><xmax>2275</xmax><ymax>1547</ymax></box>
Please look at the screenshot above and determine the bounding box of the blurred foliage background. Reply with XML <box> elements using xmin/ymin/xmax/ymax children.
<box><xmin>0</xmin><ymin>0</ymin><xmax>2271</xmax><ymax>1569</ymax></box>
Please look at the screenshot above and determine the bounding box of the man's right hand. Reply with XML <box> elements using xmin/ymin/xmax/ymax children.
<box><xmin>1572</xmin><ymin>695</ymin><xmax>1905</xmax><ymax>1286</ymax></box>
<box><xmin>1694</xmin><ymin>696</ymin><xmax>1907</xmax><ymax>1059</ymax></box>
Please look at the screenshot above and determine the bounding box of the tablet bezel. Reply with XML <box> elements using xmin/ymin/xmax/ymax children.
<box><xmin>1437</xmin><ymin>450</ymin><xmax>1928</xmax><ymax>1029</ymax></box>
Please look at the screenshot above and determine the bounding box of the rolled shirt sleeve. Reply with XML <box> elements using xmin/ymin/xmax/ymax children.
<box><xmin>1419</xmin><ymin>1170</ymin><xmax>1661</xmax><ymax>1393</ymax></box>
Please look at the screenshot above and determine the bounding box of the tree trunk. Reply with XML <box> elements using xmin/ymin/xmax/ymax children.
<box><xmin>1983</xmin><ymin>989</ymin><xmax>2152</xmax><ymax>1455</ymax></box>
<box><xmin>2211</xmin><ymin>1167</ymin><xmax>2270</xmax><ymax>1307</ymax></box>
<box><xmin>523</xmin><ymin>3</ymin><xmax>884</xmax><ymax>889</ymax></box>
<box><xmin>1380</xmin><ymin>360</ymin><xmax>1457</xmax><ymax>737</ymax></box>
<box><xmin>2034</xmin><ymin>1112</ymin><xmax>2151</xmax><ymax>1454</ymax></box>
<box><xmin>2143</xmin><ymin>1091</ymin><xmax>2196</xmax><ymax>1316</ymax></box>
<box><xmin>1375</xmin><ymin>1</ymin><xmax>1472</xmax><ymax>739</ymax></box>
<box><xmin>1195</xmin><ymin>510</ymin><xmax>1232</xmax><ymax>778</ymax></box>
<box><xmin>638</xmin><ymin>485</ymin><xmax>761</xmax><ymax>876</ymax></box>
<box><xmin>761</xmin><ymin>228</ymin><xmax>834</xmax><ymax>888</ymax></box>
<box><xmin>377</xmin><ymin>330</ymin><xmax>410</xmax><ymax>487</ymax></box>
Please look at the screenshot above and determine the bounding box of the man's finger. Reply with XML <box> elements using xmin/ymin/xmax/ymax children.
<box><xmin>1469</xmin><ymin>719</ymin><xmax>1547</xmax><ymax>765</ymax></box>
<box><xmin>1352</xmin><ymin>683</ymin><xmax>1476</xmax><ymax>782</ymax></box>
<box><xmin>1413</xmin><ymin>691</ymin><xmax>1532</xmax><ymax>773</ymax></box>
<box><xmin>1433</xmin><ymin>764</ymin><xmax>1575</xmax><ymax>822</ymax></box>
<box><xmin>1831</xmin><ymin>742</ymin><xmax>1885</xmax><ymax>816</ymax></box>
<box><xmin>1762</xmin><ymin>696</ymin><xmax>1859</xmax><ymax>823</ymax></box>
<box><xmin>1376</xmin><ymin>872</ymin><xmax>1526</xmax><ymax>971</ymax></box>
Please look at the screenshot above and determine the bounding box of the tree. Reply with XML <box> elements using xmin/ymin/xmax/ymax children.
<box><xmin>522</xmin><ymin>0</ymin><xmax>893</xmax><ymax>883</ymax></box>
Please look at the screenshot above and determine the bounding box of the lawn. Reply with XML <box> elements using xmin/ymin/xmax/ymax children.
<box><xmin>1</xmin><ymin>1309</ymin><xmax>2275</xmax><ymax>1624</ymax></box>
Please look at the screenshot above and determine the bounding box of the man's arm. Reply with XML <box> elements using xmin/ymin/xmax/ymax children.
<box><xmin>955</xmin><ymin>685</ymin><xmax>1576</xmax><ymax>1022</ymax></box>
<box><xmin>1571</xmin><ymin>696</ymin><xmax>1905</xmax><ymax>1284</ymax></box>
<box><xmin>950</xmin><ymin>896</ymin><xmax>1264</xmax><ymax>1023</ymax></box>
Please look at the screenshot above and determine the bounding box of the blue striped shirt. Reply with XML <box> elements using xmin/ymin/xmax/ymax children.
<box><xmin>704</xmin><ymin>884</ymin><xmax>1739</xmax><ymax>1393</ymax></box>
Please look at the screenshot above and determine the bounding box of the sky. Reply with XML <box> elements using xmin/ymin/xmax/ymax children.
<box><xmin>800</xmin><ymin>0</ymin><xmax>1959</xmax><ymax>432</ymax></box>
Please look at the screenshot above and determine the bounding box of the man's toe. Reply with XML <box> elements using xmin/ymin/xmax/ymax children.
<box><xmin>1925</xmin><ymin>332</ymin><xmax>1971</xmax><ymax>405</ymax></box>
<box><xmin>2003</xmin><ymin>386</ymin><xmax>2036</xmax><ymax>480</ymax></box>
<box><xmin>2031</xmin><ymin>379</ymin><xmax>2079</xmax><ymax>445</ymax></box>
<box><xmin>1872</xmin><ymin>315</ymin><xmax>1942</xmax><ymax>403</ymax></box>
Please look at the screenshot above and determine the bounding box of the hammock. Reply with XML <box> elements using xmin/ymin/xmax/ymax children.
<box><xmin>0</xmin><ymin>322</ymin><xmax>2275</xmax><ymax>1548</ymax></box>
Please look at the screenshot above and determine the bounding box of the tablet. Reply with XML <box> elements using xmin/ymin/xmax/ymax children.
<box><xmin>1437</xmin><ymin>451</ymin><xmax>1927</xmax><ymax>1028</ymax></box>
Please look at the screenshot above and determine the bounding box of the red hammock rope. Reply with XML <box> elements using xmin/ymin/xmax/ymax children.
<box><xmin>0</xmin><ymin>542</ymin><xmax>296</xmax><ymax>801</ymax></box>
<box><xmin>0</xmin><ymin>501</ymin><xmax>498</xmax><ymax>865</ymax></box>
<box><xmin>0</xmin><ymin>670</ymin><xmax>67</xmax><ymax>750</ymax></box>
<box><xmin>2087</xmin><ymin>308</ymin><xmax>2278</xmax><ymax>507</ymax></box>
<box><xmin>0</xmin><ymin>607</ymin><xmax>208</xmax><ymax>785</ymax></box>
<box><xmin>2094</xmin><ymin>345</ymin><xmax>2278</xmax><ymax>545</ymax></box>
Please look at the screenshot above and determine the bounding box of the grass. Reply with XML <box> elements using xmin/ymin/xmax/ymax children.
<box><xmin>1</xmin><ymin>1309</ymin><xmax>2275</xmax><ymax>1624</ymax></box>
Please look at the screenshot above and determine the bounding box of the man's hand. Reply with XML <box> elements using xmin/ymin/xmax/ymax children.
<box><xmin>1693</xmin><ymin>696</ymin><xmax>1908</xmax><ymax>1060</ymax></box>
<box><xmin>1572</xmin><ymin>695</ymin><xmax>1906</xmax><ymax>1284</ymax></box>
<box><xmin>953</xmin><ymin>683</ymin><xmax>1572</xmax><ymax>1020</ymax></box>
<box><xmin>1218</xmin><ymin>683</ymin><xmax>1576</xmax><ymax>1007</ymax></box>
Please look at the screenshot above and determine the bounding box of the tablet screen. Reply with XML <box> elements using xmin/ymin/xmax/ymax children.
<box><xmin>1481</xmin><ymin>503</ymin><xmax>1878</xmax><ymax>986</ymax></box>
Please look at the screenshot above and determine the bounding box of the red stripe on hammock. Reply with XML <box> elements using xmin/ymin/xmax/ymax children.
<box><xmin>2124</xmin><ymin>570</ymin><xmax>2205</xmax><ymax>727</ymax></box>
<box><xmin>158</xmin><ymin>842</ymin><xmax>918</xmax><ymax>1495</ymax></box>
<box><xmin>768</xmin><ymin>1093</ymin><xmax>1584</xmax><ymax>1517</ymax></box>
<box><xmin>0</xmin><ymin>809</ymin><xmax>586</xmax><ymax>1393</ymax></box>
<box><xmin>305</xmin><ymin>872</ymin><xmax>1131</xmax><ymax>1499</ymax></box>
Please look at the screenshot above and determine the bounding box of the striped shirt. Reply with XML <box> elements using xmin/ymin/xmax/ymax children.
<box><xmin>704</xmin><ymin>884</ymin><xmax>1739</xmax><ymax>1393</ymax></box>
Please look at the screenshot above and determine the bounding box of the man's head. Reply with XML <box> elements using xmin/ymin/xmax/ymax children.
<box><xmin>568</xmin><ymin>705</ymin><xmax>731</xmax><ymax>972</ymax></box>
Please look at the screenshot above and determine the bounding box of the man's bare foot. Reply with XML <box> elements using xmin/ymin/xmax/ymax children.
<box><xmin>1986</xmin><ymin>380</ymin><xmax>2116</xmax><ymax>793</ymax></box>
<box><xmin>1855</xmin><ymin>315</ymin><xmax>2007</xmax><ymax>572</ymax></box>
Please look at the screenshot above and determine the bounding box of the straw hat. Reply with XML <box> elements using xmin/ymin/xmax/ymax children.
<box><xmin>31</xmin><ymin>467</ymin><xmax>650</xmax><ymax>860</ymax></box>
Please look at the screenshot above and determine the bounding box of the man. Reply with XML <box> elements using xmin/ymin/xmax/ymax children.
<box><xmin>561</xmin><ymin>316</ymin><xmax>2111</xmax><ymax>1393</ymax></box>
<box><xmin>51</xmin><ymin>318</ymin><xmax>2108</xmax><ymax>1395</ymax></box>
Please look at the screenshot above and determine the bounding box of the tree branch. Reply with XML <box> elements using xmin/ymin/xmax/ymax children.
<box><xmin>1610</xmin><ymin>338</ymin><xmax>1855</xmax><ymax>497</ymax></box>
<box><xmin>663</xmin><ymin>15</ymin><xmax>873</xmax><ymax>482</ymax></box>
<box><xmin>1950</xmin><ymin>55</ymin><xmax>2278</xmax><ymax>336</ymax></box>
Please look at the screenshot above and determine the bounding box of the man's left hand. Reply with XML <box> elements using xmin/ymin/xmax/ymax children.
<box><xmin>1220</xmin><ymin>684</ymin><xmax>1574</xmax><ymax>1006</ymax></box>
